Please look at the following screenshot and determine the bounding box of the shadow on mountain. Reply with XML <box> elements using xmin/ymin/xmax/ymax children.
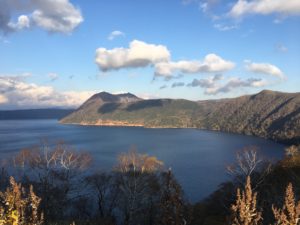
<box><xmin>268</xmin><ymin>107</ymin><xmax>300</xmax><ymax>131</ymax></box>
<box><xmin>126</xmin><ymin>100</ymin><xmax>166</xmax><ymax>112</ymax></box>
<box><xmin>98</xmin><ymin>103</ymin><xmax>121</xmax><ymax>114</ymax></box>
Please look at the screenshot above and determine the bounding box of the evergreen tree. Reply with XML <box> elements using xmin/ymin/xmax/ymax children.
<box><xmin>159</xmin><ymin>169</ymin><xmax>186</xmax><ymax>225</ymax></box>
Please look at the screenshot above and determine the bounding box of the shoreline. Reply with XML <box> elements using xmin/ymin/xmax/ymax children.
<box><xmin>60</xmin><ymin>121</ymin><xmax>197</xmax><ymax>129</ymax></box>
<box><xmin>59</xmin><ymin>121</ymin><xmax>294</xmax><ymax>145</ymax></box>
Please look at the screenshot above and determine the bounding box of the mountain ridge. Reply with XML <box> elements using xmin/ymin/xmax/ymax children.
<box><xmin>0</xmin><ymin>108</ymin><xmax>74</xmax><ymax>120</ymax></box>
<box><xmin>60</xmin><ymin>90</ymin><xmax>300</xmax><ymax>144</ymax></box>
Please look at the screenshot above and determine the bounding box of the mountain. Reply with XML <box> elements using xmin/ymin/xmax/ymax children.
<box><xmin>60</xmin><ymin>90</ymin><xmax>300</xmax><ymax>144</ymax></box>
<box><xmin>0</xmin><ymin>108</ymin><xmax>74</xmax><ymax>120</ymax></box>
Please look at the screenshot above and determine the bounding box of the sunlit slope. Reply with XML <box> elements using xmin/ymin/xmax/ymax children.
<box><xmin>61</xmin><ymin>90</ymin><xmax>300</xmax><ymax>144</ymax></box>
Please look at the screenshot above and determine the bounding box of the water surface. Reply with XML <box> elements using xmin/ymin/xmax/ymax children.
<box><xmin>0</xmin><ymin>119</ymin><xmax>285</xmax><ymax>201</ymax></box>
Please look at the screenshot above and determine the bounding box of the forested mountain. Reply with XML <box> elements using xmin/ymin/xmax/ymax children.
<box><xmin>60</xmin><ymin>90</ymin><xmax>300</xmax><ymax>144</ymax></box>
<box><xmin>0</xmin><ymin>108</ymin><xmax>74</xmax><ymax>120</ymax></box>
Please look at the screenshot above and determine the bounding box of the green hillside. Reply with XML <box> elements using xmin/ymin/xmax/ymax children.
<box><xmin>60</xmin><ymin>90</ymin><xmax>300</xmax><ymax>144</ymax></box>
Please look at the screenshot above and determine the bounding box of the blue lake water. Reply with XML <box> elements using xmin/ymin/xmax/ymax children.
<box><xmin>0</xmin><ymin>119</ymin><xmax>285</xmax><ymax>202</ymax></box>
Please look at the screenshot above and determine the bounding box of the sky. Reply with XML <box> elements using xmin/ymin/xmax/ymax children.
<box><xmin>0</xmin><ymin>0</ymin><xmax>299</xmax><ymax>109</ymax></box>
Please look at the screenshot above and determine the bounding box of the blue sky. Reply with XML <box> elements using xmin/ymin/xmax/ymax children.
<box><xmin>0</xmin><ymin>0</ymin><xmax>299</xmax><ymax>109</ymax></box>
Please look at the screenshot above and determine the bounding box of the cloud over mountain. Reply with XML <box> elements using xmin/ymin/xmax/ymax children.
<box><xmin>187</xmin><ymin>74</ymin><xmax>267</xmax><ymax>95</ymax></box>
<box><xmin>204</xmin><ymin>77</ymin><xmax>267</xmax><ymax>95</ymax></box>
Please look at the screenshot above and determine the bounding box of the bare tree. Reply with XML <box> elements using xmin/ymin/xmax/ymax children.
<box><xmin>11</xmin><ymin>141</ymin><xmax>92</xmax><ymax>222</ymax></box>
<box><xmin>13</xmin><ymin>141</ymin><xmax>91</xmax><ymax>172</ymax></box>
<box><xmin>85</xmin><ymin>172</ymin><xmax>119</xmax><ymax>222</ymax></box>
<box><xmin>115</xmin><ymin>149</ymin><xmax>163</xmax><ymax>225</ymax></box>
<box><xmin>272</xmin><ymin>183</ymin><xmax>300</xmax><ymax>225</ymax></box>
<box><xmin>227</xmin><ymin>146</ymin><xmax>272</xmax><ymax>189</ymax></box>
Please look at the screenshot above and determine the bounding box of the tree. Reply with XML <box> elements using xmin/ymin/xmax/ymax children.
<box><xmin>230</xmin><ymin>176</ymin><xmax>262</xmax><ymax>225</ymax></box>
<box><xmin>12</xmin><ymin>141</ymin><xmax>92</xmax><ymax>222</ymax></box>
<box><xmin>85</xmin><ymin>172</ymin><xmax>119</xmax><ymax>223</ymax></box>
<box><xmin>227</xmin><ymin>146</ymin><xmax>271</xmax><ymax>189</ymax></box>
<box><xmin>0</xmin><ymin>177</ymin><xmax>43</xmax><ymax>225</ymax></box>
<box><xmin>115</xmin><ymin>149</ymin><xmax>163</xmax><ymax>225</ymax></box>
<box><xmin>159</xmin><ymin>169</ymin><xmax>187</xmax><ymax>225</ymax></box>
<box><xmin>116</xmin><ymin>149</ymin><xmax>163</xmax><ymax>173</ymax></box>
<box><xmin>272</xmin><ymin>183</ymin><xmax>300</xmax><ymax>225</ymax></box>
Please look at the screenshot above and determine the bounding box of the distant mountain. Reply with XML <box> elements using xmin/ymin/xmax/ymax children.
<box><xmin>0</xmin><ymin>108</ymin><xmax>74</xmax><ymax>120</ymax></box>
<box><xmin>60</xmin><ymin>90</ymin><xmax>300</xmax><ymax>144</ymax></box>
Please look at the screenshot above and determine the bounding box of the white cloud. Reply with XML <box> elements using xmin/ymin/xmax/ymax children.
<box><xmin>245</xmin><ymin>61</ymin><xmax>285</xmax><ymax>79</ymax></box>
<box><xmin>32</xmin><ymin>0</ymin><xmax>83</xmax><ymax>33</ymax></box>
<box><xmin>204</xmin><ymin>77</ymin><xmax>267</xmax><ymax>95</ymax></box>
<box><xmin>48</xmin><ymin>73</ymin><xmax>59</xmax><ymax>81</ymax></box>
<box><xmin>95</xmin><ymin>40</ymin><xmax>171</xmax><ymax>71</ymax></box>
<box><xmin>0</xmin><ymin>76</ymin><xmax>95</xmax><ymax>109</ymax></box>
<box><xmin>0</xmin><ymin>0</ymin><xmax>83</xmax><ymax>34</ymax></box>
<box><xmin>8</xmin><ymin>15</ymin><xmax>30</xmax><ymax>30</ymax></box>
<box><xmin>206</xmin><ymin>78</ymin><xmax>266</xmax><ymax>94</ymax></box>
<box><xmin>229</xmin><ymin>0</ymin><xmax>300</xmax><ymax>18</ymax></box>
<box><xmin>154</xmin><ymin>54</ymin><xmax>235</xmax><ymax>77</ymax></box>
<box><xmin>108</xmin><ymin>30</ymin><xmax>125</xmax><ymax>40</ymax></box>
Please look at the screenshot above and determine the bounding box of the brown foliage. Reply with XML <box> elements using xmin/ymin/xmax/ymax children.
<box><xmin>115</xmin><ymin>149</ymin><xmax>163</xmax><ymax>225</ymax></box>
<box><xmin>272</xmin><ymin>183</ymin><xmax>300</xmax><ymax>225</ymax></box>
<box><xmin>116</xmin><ymin>149</ymin><xmax>163</xmax><ymax>173</ymax></box>
<box><xmin>230</xmin><ymin>176</ymin><xmax>262</xmax><ymax>225</ymax></box>
<box><xmin>0</xmin><ymin>177</ymin><xmax>43</xmax><ymax>225</ymax></box>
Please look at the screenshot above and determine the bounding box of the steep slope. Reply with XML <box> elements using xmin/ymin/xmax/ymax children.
<box><xmin>195</xmin><ymin>90</ymin><xmax>300</xmax><ymax>143</ymax></box>
<box><xmin>60</xmin><ymin>90</ymin><xmax>300</xmax><ymax>144</ymax></box>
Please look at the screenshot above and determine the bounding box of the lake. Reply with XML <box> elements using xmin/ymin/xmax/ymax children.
<box><xmin>0</xmin><ymin>119</ymin><xmax>285</xmax><ymax>202</ymax></box>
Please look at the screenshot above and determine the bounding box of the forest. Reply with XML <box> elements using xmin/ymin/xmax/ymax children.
<box><xmin>0</xmin><ymin>142</ymin><xmax>299</xmax><ymax>225</ymax></box>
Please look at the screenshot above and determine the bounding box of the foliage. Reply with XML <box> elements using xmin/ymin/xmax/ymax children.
<box><xmin>272</xmin><ymin>183</ymin><xmax>300</xmax><ymax>225</ymax></box>
<box><xmin>114</xmin><ymin>149</ymin><xmax>163</xmax><ymax>225</ymax></box>
<box><xmin>0</xmin><ymin>177</ymin><xmax>43</xmax><ymax>225</ymax></box>
<box><xmin>230</xmin><ymin>176</ymin><xmax>262</xmax><ymax>225</ymax></box>
<box><xmin>2</xmin><ymin>142</ymin><xmax>300</xmax><ymax>225</ymax></box>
